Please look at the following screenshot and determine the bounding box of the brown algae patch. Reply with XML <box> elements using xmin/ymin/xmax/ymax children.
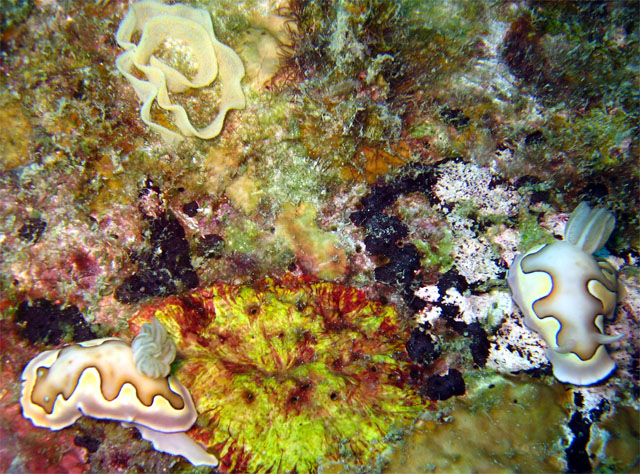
<box><xmin>0</xmin><ymin>103</ymin><xmax>33</xmax><ymax>170</ymax></box>
<box><xmin>386</xmin><ymin>374</ymin><xmax>572</xmax><ymax>473</ymax></box>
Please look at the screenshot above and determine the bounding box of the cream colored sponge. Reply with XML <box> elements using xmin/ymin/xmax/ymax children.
<box><xmin>115</xmin><ymin>0</ymin><xmax>245</xmax><ymax>144</ymax></box>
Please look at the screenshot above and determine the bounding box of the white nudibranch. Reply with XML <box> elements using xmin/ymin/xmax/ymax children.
<box><xmin>19</xmin><ymin>320</ymin><xmax>218</xmax><ymax>467</ymax></box>
<box><xmin>507</xmin><ymin>202</ymin><xmax>622</xmax><ymax>385</ymax></box>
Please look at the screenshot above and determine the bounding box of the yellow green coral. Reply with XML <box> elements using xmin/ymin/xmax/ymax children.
<box><xmin>129</xmin><ymin>275</ymin><xmax>425</xmax><ymax>473</ymax></box>
<box><xmin>387</xmin><ymin>373</ymin><xmax>572</xmax><ymax>473</ymax></box>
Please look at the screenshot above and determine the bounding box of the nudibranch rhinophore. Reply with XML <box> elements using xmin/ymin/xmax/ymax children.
<box><xmin>507</xmin><ymin>202</ymin><xmax>622</xmax><ymax>385</ymax></box>
<box><xmin>19</xmin><ymin>319</ymin><xmax>218</xmax><ymax>467</ymax></box>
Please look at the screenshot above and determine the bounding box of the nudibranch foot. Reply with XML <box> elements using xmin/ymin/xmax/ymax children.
<box><xmin>546</xmin><ymin>344</ymin><xmax>617</xmax><ymax>386</ymax></box>
<box><xmin>123</xmin><ymin>422</ymin><xmax>219</xmax><ymax>467</ymax></box>
<box><xmin>597</xmin><ymin>333</ymin><xmax>624</xmax><ymax>345</ymax></box>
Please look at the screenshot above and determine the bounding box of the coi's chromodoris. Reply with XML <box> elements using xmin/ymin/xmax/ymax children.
<box><xmin>508</xmin><ymin>202</ymin><xmax>622</xmax><ymax>385</ymax></box>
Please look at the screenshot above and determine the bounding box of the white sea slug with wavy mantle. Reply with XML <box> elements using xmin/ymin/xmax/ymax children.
<box><xmin>507</xmin><ymin>202</ymin><xmax>622</xmax><ymax>385</ymax></box>
<box><xmin>20</xmin><ymin>318</ymin><xmax>218</xmax><ymax>467</ymax></box>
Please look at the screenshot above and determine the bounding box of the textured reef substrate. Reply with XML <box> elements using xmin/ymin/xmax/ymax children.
<box><xmin>0</xmin><ymin>0</ymin><xmax>638</xmax><ymax>473</ymax></box>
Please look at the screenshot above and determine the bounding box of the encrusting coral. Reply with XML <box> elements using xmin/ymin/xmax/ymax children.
<box><xmin>508</xmin><ymin>202</ymin><xmax>622</xmax><ymax>385</ymax></box>
<box><xmin>129</xmin><ymin>275</ymin><xmax>426</xmax><ymax>473</ymax></box>
<box><xmin>115</xmin><ymin>0</ymin><xmax>245</xmax><ymax>144</ymax></box>
<box><xmin>385</xmin><ymin>373</ymin><xmax>572</xmax><ymax>473</ymax></box>
<box><xmin>19</xmin><ymin>320</ymin><xmax>218</xmax><ymax>467</ymax></box>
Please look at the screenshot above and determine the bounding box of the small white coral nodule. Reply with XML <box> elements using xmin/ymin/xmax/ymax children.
<box><xmin>507</xmin><ymin>202</ymin><xmax>622</xmax><ymax>385</ymax></box>
<box><xmin>115</xmin><ymin>0</ymin><xmax>245</xmax><ymax>144</ymax></box>
<box><xmin>20</xmin><ymin>336</ymin><xmax>217</xmax><ymax>467</ymax></box>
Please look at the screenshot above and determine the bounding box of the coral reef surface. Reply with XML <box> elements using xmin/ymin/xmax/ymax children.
<box><xmin>0</xmin><ymin>0</ymin><xmax>638</xmax><ymax>473</ymax></box>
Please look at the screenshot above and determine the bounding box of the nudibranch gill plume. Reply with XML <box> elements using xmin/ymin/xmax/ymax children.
<box><xmin>507</xmin><ymin>202</ymin><xmax>622</xmax><ymax>385</ymax></box>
